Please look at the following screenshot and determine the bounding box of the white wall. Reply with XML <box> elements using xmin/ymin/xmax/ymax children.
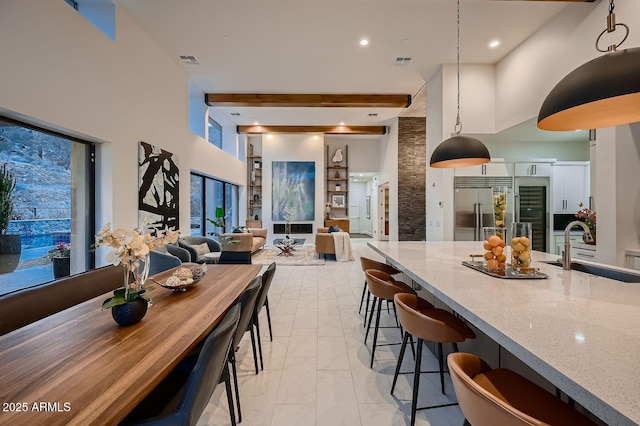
<box><xmin>325</xmin><ymin>136</ymin><xmax>381</xmax><ymax>173</ymax></box>
<box><xmin>261</xmin><ymin>134</ymin><xmax>325</xmax><ymax>241</ymax></box>
<box><xmin>0</xmin><ymin>0</ymin><xmax>246</xmax><ymax>255</ymax></box>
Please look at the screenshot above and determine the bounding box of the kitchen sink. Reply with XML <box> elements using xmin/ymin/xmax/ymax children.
<box><xmin>542</xmin><ymin>261</ymin><xmax>640</xmax><ymax>283</ymax></box>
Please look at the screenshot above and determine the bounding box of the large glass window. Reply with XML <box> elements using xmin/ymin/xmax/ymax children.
<box><xmin>190</xmin><ymin>172</ymin><xmax>238</xmax><ymax>240</ymax></box>
<box><xmin>0</xmin><ymin>117</ymin><xmax>95</xmax><ymax>295</ymax></box>
<box><xmin>207</xmin><ymin>116</ymin><xmax>222</xmax><ymax>149</ymax></box>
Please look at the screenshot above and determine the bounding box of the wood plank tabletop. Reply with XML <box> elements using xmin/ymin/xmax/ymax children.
<box><xmin>0</xmin><ymin>264</ymin><xmax>261</xmax><ymax>426</ymax></box>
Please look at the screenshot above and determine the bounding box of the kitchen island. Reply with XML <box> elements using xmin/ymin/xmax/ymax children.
<box><xmin>368</xmin><ymin>241</ymin><xmax>640</xmax><ymax>426</ymax></box>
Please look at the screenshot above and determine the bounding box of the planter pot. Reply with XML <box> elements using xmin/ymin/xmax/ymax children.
<box><xmin>111</xmin><ymin>298</ymin><xmax>148</xmax><ymax>326</ymax></box>
<box><xmin>52</xmin><ymin>257</ymin><xmax>71</xmax><ymax>279</ymax></box>
<box><xmin>0</xmin><ymin>234</ymin><xmax>22</xmax><ymax>274</ymax></box>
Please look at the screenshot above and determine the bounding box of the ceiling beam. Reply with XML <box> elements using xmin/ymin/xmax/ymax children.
<box><xmin>206</xmin><ymin>93</ymin><xmax>411</xmax><ymax>108</ymax></box>
<box><xmin>237</xmin><ymin>125</ymin><xmax>387</xmax><ymax>135</ymax></box>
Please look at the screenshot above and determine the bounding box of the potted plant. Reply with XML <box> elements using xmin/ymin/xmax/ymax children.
<box><xmin>46</xmin><ymin>241</ymin><xmax>71</xmax><ymax>278</ymax></box>
<box><xmin>0</xmin><ymin>163</ymin><xmax>21</xmax><ymax>274</ymax></box>
<box><xmin>206</xmin><ymin>207</ymin><xmax>239</xmax><ymax>250</ymax></box>
<box><xmin>95</xmin><ymin>222</ymin><xmax>179</xmax><ymax>326</ymax></box>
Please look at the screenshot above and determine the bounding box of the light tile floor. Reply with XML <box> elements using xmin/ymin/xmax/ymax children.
<box><xmin>198</xmin><ymin>239</ymin><xmax>465</xmax><ymax>426</ymax></box>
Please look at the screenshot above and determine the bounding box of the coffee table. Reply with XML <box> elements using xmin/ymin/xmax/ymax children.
<box><xmin>274</xmin><ymin>238</ymin><xmax>304</xmax><ymax>257</ymax></box>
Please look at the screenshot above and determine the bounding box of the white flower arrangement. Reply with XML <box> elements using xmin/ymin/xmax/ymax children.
<box><xmin>96</xmin><ymin>222</ymin><xmax>179</xmax><ymax>308</ymax></box>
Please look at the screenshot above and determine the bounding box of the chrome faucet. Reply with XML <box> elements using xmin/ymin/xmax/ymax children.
<box><xmin>562</xmin><ymin>221</ymin><xmax>594</xmax><ymax>270</ymax></box>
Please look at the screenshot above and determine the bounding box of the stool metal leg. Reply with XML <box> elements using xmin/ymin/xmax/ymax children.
<box><xmin>363</xmin><ymin>290</ymin><xmax>371</xmax><ymax>327</ymax></box>
<box><xmin>438</xmin><ymin>342</ymin><xmax>445</xmax><ymax>394</ymax></box>
<box><xmin>359</xmin><ymin>279</ymin><xmax>367</xmax><ymax>314</ymax></box>
<box><xmin>411</xmin><ymin>338</ymin><xmax>423</xmax><ymax>426</ymax></box>
<box><xmin>391</xmin><ymin>331</ymin><xmax>410</xmax><ymax>394</ymax></box>
<box><xmin>370</xmin><ymin>298</ymin><xmax>383</xmax><ymax>368</ymax></box>
<box><xmin>365</xmin><ymin>296</ymin><xmax>378</xmax><ymax>344</ymax></box>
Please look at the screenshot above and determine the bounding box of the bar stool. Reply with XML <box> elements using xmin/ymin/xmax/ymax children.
<box><xmin>392</xmin><ymin>293</ymin><xmax>476</xmax><ymax>426</ymax></box>
<box><xmin>364</xmin><ymin>269</ymin><xmax>416</xmax><ymax>368</ymax></box>
<box><xmin>447</xmin><ymin>352</ymin><xmax>597</xmax><ymax>426</ymax></box>
<box><xmin>359</xmin><ymin>257</ymin><xmax>402</xmax><ymax>326</ymax></box>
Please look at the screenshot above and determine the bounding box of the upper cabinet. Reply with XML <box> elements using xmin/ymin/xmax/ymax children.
<box><xmin>454</xmin><ymin>162</ymin><xmax>513</xmax><ymax>177</ymax></box>
<box><xmin>552</xmin><ymin>162</ymin><xmax>590</xmax><ymax>214</ymax></box>
<box><xmin>514</xmin><ymin>162</ymin><xmax>552</xmax><ymax>177</ymax></box>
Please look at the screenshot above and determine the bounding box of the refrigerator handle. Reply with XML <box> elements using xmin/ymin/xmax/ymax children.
<box><xmin>474</xmin><ymin>203</ymin><xmax>482</xmax><ymax>241</ymax></box>
<box><xmin>515</xmin><ymin>194</ymin><xmax>520</xmax><ymax>222</ymax></box>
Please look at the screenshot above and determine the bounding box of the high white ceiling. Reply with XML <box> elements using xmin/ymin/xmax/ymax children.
<box><xmin>115</xmin><ymin>0</ymin><xmax>596</xmax><ymax>140</ymax></box>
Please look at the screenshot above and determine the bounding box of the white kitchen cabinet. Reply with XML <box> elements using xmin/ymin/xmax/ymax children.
<box><xmin>552</xmin><ymin>163</ymin><xmax>589</xmax><ymax>214</ymax></box>
<box><xmin>553</xmin><ymin>232</ymin><xmax>585</xmax><ymax>255</ymax></box>
<box><xmin>454</xmin><ymin>162</ymin><xmax>513</xmax><ymax>177</ymax></box>
<box><xmin>570</xmin><ymin>243</ymin><xmax>596</xmax><ymax>262</ymax></box>
<box><xmin>514</xmin><ymin>162</ymin><xmax>552</xmax><ymax>177</ymax></box>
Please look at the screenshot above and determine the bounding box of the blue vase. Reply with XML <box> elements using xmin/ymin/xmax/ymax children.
<box><xmin>111</xmin><ymin>297</ymin><xmax>148</xmax><ymax>326</ymax></box>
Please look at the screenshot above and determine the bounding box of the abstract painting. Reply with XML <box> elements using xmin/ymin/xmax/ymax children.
<box><xmin>138</xmin><ymin>141</ymin><xmax>179</xmax><ymax>231</ymax></box>
<box><xmin>272</xmin><ymin>161</ymin><xmax>315</xmax><ymax>221</ymax></box>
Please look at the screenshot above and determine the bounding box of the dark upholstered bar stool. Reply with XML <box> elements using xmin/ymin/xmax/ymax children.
<box><xmin>392</xmin><ymin>293</ymin><xmax>476</xmax><ymax>426</ymax></box>
<box><xmin>447</xmin><ymin>352</ymin><xmax>597</xmax><ymax>426</ymax></box>
<box><xmin>359</xmin><ymin>257</ymin><xmax>403</xmax><ymax>326</ymax></box>
<box><xmin>364</xmin><ymin>269</ymin><xmax>416</xmax><ymax>368</ymax></box>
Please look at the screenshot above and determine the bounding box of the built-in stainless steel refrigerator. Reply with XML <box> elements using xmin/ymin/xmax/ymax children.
<box><xmin>454</xmin><ymin>177</ymin><xmax>514</xmax><ymax>241</ymax></box>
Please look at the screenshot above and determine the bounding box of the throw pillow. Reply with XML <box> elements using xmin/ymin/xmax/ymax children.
<box><xmin>193</xmin><ymin>242</ymin><xmax>210</xmax><ymax>256</ymax></box>
<box><xmin>242</xmin><ymin>227</ymin><xmax>249</xmax><ymax>233</ymax></box>
<box><xmin>232</xmin><ymin>227</ymin><xmax>244</xmax><ymax>234</ymax></box>
<box><xmin>328</xmin><ymin>225</ymin><xmax>340</xmax><ymax>233</ymax></box>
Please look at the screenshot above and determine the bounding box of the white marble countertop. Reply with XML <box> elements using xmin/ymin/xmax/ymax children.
<box><xmin>368</xmin><ymin>241</ymin><xmax>640</xmax><ymax>426</ymax></box>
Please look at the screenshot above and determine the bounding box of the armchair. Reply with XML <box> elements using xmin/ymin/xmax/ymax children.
<box><xmin>315</xmin><ymin>227</ymin><xmax>336</xmax><ymax>257</ymax></box>
<box><xmin>221</xmin><ymin>228</ymin><xmax>267</xmax><ymax>253</ymax></box>
<box><xmin>178</xmin><ymin>236</ymin><xmax>222</xmax><ymax>264</ymax></box>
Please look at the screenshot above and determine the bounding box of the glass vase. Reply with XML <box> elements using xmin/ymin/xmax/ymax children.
<box><xmin>510</xmin><ymin>222</ymin><xmax>533</xmax><ymax>275</ymax></box>
<box><xmin>492</xmin><ymin>186</ymin><xmax>507</xmax><ymax>240</ymax></box>
<box><xmin>482</xmin><ymin>227</ymin><xmax>507</xmax><ymax>273</ymax></box>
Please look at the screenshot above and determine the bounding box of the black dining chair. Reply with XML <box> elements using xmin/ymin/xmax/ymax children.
<box><xmin>253</xmin><ymin>262</ymin><xmax>276</xmax><ymax>370</ymax></box>
<box><xmin>228</xmin><ymin>275</ymin><xmax>262</xmax><ymax>423</ymax></box>
<box><xmin>217</xmin><ymin>250</ymin><xmax>252</xmax><ymax>265</ymax></box>
<box><xmin>121</xmin><ymin>303</ymin><xmax>240</xmax><ymax>426</ymax></box>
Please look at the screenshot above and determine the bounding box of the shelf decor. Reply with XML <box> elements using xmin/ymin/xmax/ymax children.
<box><xmin>332</xmin><ymin>194</ymin><xmax>345</xmax><ymax>208</ymax></box>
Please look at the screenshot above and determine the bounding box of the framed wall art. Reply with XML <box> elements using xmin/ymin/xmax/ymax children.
<box><xmin>332</xmin><ymin>194</ymin><xmax>345</xmax><ymax>208</ymax></box>
<box><xmin>138</xmin><ymin>141</ymin><xmax>179</xmax><ymax>231</ymax></box>
<box><xmin>272</xmin><ymin>161</ymin><xmax>315</xmax><ymax>220</ymax></box>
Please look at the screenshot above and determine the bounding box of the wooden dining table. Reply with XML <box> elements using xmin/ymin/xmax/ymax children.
<box><xmin>0</xmin><ymin>264</ymin><xmax>262</xmax><ymax>426</ymax></box>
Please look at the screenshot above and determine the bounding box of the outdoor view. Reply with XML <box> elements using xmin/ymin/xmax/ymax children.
<box><xmin>0</xmin><ymin>120</ymin><xmax>83</xmax><ymax>295</ymax></box>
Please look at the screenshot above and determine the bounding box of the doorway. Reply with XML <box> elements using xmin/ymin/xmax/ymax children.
<box><xmin>349</xmin><ymin>190</ymin><xmax>361</xmax><ymax>234</ymax></box>
<box><xmin>378</xmin><ymin>184</ymin><xmax>389</xmax><ymax>241</ymax></box>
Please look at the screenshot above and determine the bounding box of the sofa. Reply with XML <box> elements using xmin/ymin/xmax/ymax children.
<box><xmin>178</xmin><ymin>236</ymin><xmax>222</xmax><ymax>264</ymax></box>
<box><xmin>0</xmin><ymin>265</ymin><xmax>123</xmax><ymax>336</ymax></box>
<box><xmin>315</xmin><ymin>227</ymin><xmax>337</xmax><ymax>257</ymax></box>
<box><xmin>222</xmin><ymin>228</ymin><xmax>267</xmax><ymax>253</ymax></box>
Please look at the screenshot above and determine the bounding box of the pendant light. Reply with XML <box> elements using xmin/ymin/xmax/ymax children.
<box><xmin>430</xmin><ymin>0</ymin><xmax>490</xmax><ymax>168</ymax></box>
<box><xmin>538</xmin><ymin>0</ymin><xmax>640</xmax><ymax>131</ymax></box>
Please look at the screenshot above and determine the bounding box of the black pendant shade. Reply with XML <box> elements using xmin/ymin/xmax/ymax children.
<box><xmin>538</xmin><ymin>47</ymin><xmax>640</xmax><ymax>131</ymax></box>
<box><xmin>429</xmin><ymin>135</ymin><xmax>491</xmax><ymax>168</ymax></box>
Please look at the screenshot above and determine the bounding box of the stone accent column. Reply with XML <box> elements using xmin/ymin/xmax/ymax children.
<box><xmin>398</xmin><ymin>117</ymin><xmax>426</xmax><ymax>241</ymax></box>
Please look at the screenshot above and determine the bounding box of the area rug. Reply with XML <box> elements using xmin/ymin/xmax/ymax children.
<box><xmin>251</xmin><ymin>246</ymin><xmax>325</xmax><ymax>266</ymax></box>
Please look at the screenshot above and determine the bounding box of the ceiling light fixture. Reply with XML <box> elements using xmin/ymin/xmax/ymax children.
<box><xmin>430</xmin><ymin>0</ymin><xmax>490</xmax><ymax>169</ymax></box>
<box><xmin>360</xmin><ymin>39</ymin><xmax>369</xmax><ymax>47</ymax></box>
<box><xmin>489</xmin><ymin>40</ymin><xmax>500</xmax><ymax>48</ymax></box>
<box><xmin>538</xmin><ymin>0</ymin><xmax>640</xmax><ymax>131</ymax></box>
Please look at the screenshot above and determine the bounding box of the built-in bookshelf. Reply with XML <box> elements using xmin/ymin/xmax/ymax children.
<box><xmin>325</xmin><ymin>144</ymin><xmax>349</xmax><ymax>232</ymax></box>
<box><xmin>247</xmin><ymin>144</ymin><xmax>262</xmax><ymax>225</ymax></box>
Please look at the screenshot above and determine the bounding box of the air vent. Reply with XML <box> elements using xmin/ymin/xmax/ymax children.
<box><xmin>179</xmin><ymin>55</ymin><xmax>200</xmax><ymax>65</ymax></box>
<box><xmin>368</xmin><ymin>113</ymin><xmax>378</xmax><ymax>117</ymax></box>
<box><xmin>230</xmin><ymin>112</ymin><xmax>240</xmax><ymax>116</ymax></box>
<box><xmin>393</xmin><ymin>57</ymin><xmax>412</xmax><ymax>66</ymax></box>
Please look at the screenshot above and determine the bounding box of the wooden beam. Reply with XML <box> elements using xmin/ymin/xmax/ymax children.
<box><xmin>237</xmin><ymin>125</ymin><xmax>387</xmax><ymax>135</ymax></box>
<box><xmin>206</xmin><ymin>93</ymin><xmax>411</xmax><ymax>108</ymax></box>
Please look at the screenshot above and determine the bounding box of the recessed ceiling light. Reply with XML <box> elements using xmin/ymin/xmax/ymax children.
<box><xmin>253</xmin><ymin>121</ymin><xmax>259</xmax><ymax>125</ymax></box>
<box><xmin>340</xmin><ymin>121</ymin><xmax>345</xmax><ymax>126</ymax></box>
<box><xmin>489</xmin><ymin>40</ymin><xmax>500</xmax><ymax>49</ymax></box>
<box><xmin>360</xmin><ymin>39</ymin><xmax>369</xmax><ymax>47</ymax></box>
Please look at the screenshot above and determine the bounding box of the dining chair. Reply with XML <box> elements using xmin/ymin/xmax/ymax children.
<box><xmin>447</xmin><ymin>352</ymin><xmax>597</xmax><ymax>426</ymax></box>
<box><xmin>217</xmin><ymin>250</ymin><xmax>252</xmax><ymax>265</ymax></box>
<box><xmin>228</xmin><ymin>275</ymin><xmax>262</xmax><ymax>423</ymax></box>
<box><xmin>253</xmin><ymin>261</ymin><xmax>277</xmax><ymax>370</ymax></box>
<box><xmin>121</xmin><ymin>303</ymin><xmax>240</xmax><ymax>426</ymax></box>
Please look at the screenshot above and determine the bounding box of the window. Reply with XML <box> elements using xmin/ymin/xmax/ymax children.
<box><xmin>64</xmin><ymin>0</ymin><xmax>116</xmax><ymax>41</ymax></box>
<box><xmin>0</xmin><ymin>117</ymin><xmax>95</xmax><ymax>296</ymax></box>
<box><xmin>208</xmin><ymin>116</ymin><xmax>222</xmax><ymax>149</ymax></box>
<box><xmin>65</xmin><ymin>0</ymin><xmax>79</xmax><ymax>10</ymax></box>
<box><xmin>190</xmin><ymin>172</ymin><xmax>238</xmax><ymax>239</ymax></box>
